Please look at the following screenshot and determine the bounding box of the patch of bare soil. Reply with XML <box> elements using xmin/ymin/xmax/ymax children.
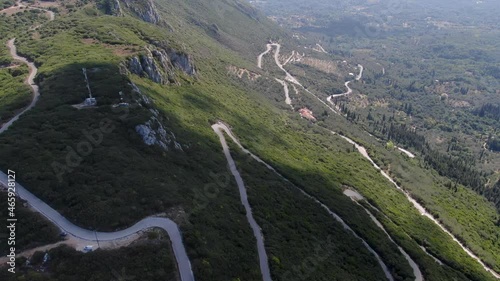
<box><xmin>227</xmin><ymin>65</ymin><xmax>261</xmax><ymax>81</ymax></box>
<box><xmin>80</xmin><ymin>38</ymin><xmax>140</xmax><ymax>57</ymax></box>
<box><xmin>298</xmin><ymin>57</ymin><xmax>342</xmax><ymax>76</ymax></box>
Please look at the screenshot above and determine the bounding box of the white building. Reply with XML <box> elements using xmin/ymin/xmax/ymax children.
<box><xmin>84</xmin><ymin>97</ymin><xmax>97</xmax><ymax>106</ymax></box>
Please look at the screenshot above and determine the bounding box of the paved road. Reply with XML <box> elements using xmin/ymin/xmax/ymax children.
<box><xmin>0</xmin><ymin>172</ymin><xmax>195</xmax><ymax>281</ymax></box>
<box><xmin>0</xmin><ymin>5</ymin><xmax>195</xmax><ymax>280</ymax></box>
<box><xmin>212</xmin><ymin>123</ymin><xmax>273</xmax><ymax>281</ymax></box>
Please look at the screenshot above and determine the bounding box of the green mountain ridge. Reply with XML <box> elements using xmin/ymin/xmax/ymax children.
<box><xmin>0</xmin><ymin>0</ymin><xmax>499</xmax><ymax>280</ymax></box>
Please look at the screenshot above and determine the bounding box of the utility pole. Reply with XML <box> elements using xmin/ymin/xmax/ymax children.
<box><xmin>82</xmin><ymin>68</ymin><xmax>92</xmax><ymax>99</ymax></box>
<box><xmin>94</xmin><ymin>229</ymin><xmax>100</xmax><ymax>248</ymax></box>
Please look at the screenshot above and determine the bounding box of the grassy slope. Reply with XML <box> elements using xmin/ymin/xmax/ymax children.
<box><xmin>264</xmin><ymin>33</ymin><xmax>500</xmax><ymax>273</ymax></box>
<box><xmin>0</xmin><ymin>0</ymin><xmax>497</xmax><ymax>280</ymax></box>
<box><xmin>229</xmin><ymin>141</ymin><xmax>413</xmax><ymax>281</ymax></box>
<box><xmin>0</xmin><ymin>2</ymin><xmax>393</xmax><ymax>280</ymax></box>
<box><xmin>275</xmin><ymin>36</ymin><xmax>500</xmax><ymax>272</ymax></box>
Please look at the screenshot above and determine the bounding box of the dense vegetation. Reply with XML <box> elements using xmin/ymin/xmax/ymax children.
<box><xmin>365</xmin><ymin>121</ymin><xmax>499</xmax><ymax>210</ymax></box>
<box><xmin>0</xmin><ymin>0</ymin><xmax>499</xmax><ymax>280</ymax></box>
<box><xmin>230</xmin><ymin>142</ymin><xmax>411</xmax><ymax>281</ymax></box>
<box><xmin>474</xmin><ymin>103</ymin><xmax>500</xmax><ymax>122</ymax></box>
<box><xmin>0</xmin><ymin>192</ymin><xmax>61</xmax><ymax>256</ymax></box>
<box><xmin>252</xmin><ymin>0</ymin><xmax>500</xmax><ymax>271</ymax></box>
<box><xmin>0</xmin><ymin>0</ymin><xmax>14</xmax><ymax>9</ymax></box>
<box><xmin>0</xmin><ymin>65</ymin><xmax>32</xmax><ymax>124</ymax></box>
<box><xmin>0</xmin><ymin>237</ymin><xmax>177</xmax><ymax>281</ymax></box>
<box><xmin>0</xmin><ymin>7</ymin><xmax>48</xmax><ymax>124</ymax></box>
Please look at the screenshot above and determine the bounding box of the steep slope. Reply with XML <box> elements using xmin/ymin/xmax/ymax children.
<box><xmin>0</xmin><ymin>1</ymin><xmax>390</xmax><ymax>280</ymax></box>
<box><xmin>0</xmin><ymin>0</ymin><xmax>498</xmax><ymax>281</ymax></box>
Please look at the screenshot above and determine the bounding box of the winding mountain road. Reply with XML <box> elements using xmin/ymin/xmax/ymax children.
<box><xmin>257</xmin><ymin>41</ymin><xmax>500</xmax><ymax>280</ymax></box>
<box><xmin>212</xmin><ymin>122</ymin><xmax>394</xmax><ymax>281</ymax></box>
<box><xmin>344</xmin><ymin>189</ymin><xmax>423</xmax><ymax>281</ymax></box>
<box><xmin>335</xmin><ymin>132</ymin><xmax>500</xmax><ymax>279</ymax></box>
<box><xmin>0</xmin><ymin>3</ymin><xmax>195</xmax><ymax>281</ymax></box>
<box><xmin>327</xmin><ymin>81</ymin><xmax>352</xmax><ymax>104</ymax></box>
<box><xmin>0</xmin><ymin>172</ymin><xmax>194</xmax><ymax>281</ymax></box>
<box><xmin>327</xmin><ymin>63</ymin><xmax>363</xmax><ymax>105</ymax></box>
<box><xmin>212</xmin><ymin>123</ymin><xmax>272</xmax><ymax>281</ymax></box>
<box><xmin>257</xmin><ymin>44</ymin><xmax>272</xmax><ymax>69</ymax></box>
<box><xmin>258</xmin><ymin>43</ymin><xmax>340</xmax><ymax>114</ymax></box>
<box><xmin>355</xmin><ymin>64</ymin><xmax>364</xmax><ymax>81</ymax></box>
<box><xmin>274</xmin><ymin>78</ymin><xmax>293</xmax><ymax>109</ymax></box>
<box><xmin>270</xmin><ymin>43</ymin><xmax>302</xmax><ymax>85</ymax></box>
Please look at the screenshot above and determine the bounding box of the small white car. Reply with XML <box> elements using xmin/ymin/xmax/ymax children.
<box><xmin>83</xmin><ymin>246</ymin><xmax>93</xmax><ymax>253</ymax></box>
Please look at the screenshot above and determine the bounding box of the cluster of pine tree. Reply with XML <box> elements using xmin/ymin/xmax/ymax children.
<box><xmin>370</xmin><ymin>120</ymin><xmax>500</xmax><ymax>211</ymax></box>
<box><xmin>333</xmin><ymin>101</ymin><xmax>500</xmax><ymax>211</ymax></box>
<box><xmin>487</xmin><ymin>138</ymin><xmax>500</xmax><ymax>152</ymax></box>
<box><xmin>474</xmin><ymin>103</ymin><xmax>500</xmax><ymax>121</ymax></box>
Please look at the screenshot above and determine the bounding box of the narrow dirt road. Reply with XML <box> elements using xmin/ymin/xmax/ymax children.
<box><xmin>336</xmin><ymin>132</ymin><xmax>500</xmax><ymax>279</ymax></box>
<box><xmin>275</xmin><ymin>78</ymin><xmax>293</xmax><ymax>109</ymax></box>
<box><xmin>257</xmin><ymin>44</ymin><xmax>272</xmax><ymax>69</ymax></box>
<box><xmin>327</xmin><ymin>64</ymin><xmax>363</xmax><ymax>104</ymax></box>
<box><xmin>397</xmin><ymin>147</ymin><xmax>416</xmax><ymax>158</ymax></box>
<box><xmin>0</xmin><ymin>39</ymin><xmax>40</xmax><ymax>134</ymax></box>
<box><xmin>212</xmin><ymin>122</ymin><xmax>395</xmax><ymax>281</ymax></box>
<box><xmin>344</xmin><ymin>189</ymin><xmax>423</xmax><ymax>281</ymax></box>
<box><xmin>327</xmin><ymin>81</ymin><xmax>352</xmax><ymax>103</ymax></box>
<box><xmin>212</xmin><ymin>123</ymin><xmax>272</xmax><ymax>281</ymax></box>
<box><xmin>0</xmin><ymin>0</ymin><xmax>25</xmax><ymax>14</ymax></box>
<box><xmin>258</xmin><ymin>43</ymin><xmax>339</xmax><ymax>114</ymax></box>
<box><xmin>257</xmin><ymin>41</ymin><xmax>500</xmax><ymax>279</ymax></box>
<box><xmin>0</xmin><ymin>172</ymin><xmax>195</xmax><ymax>281</ymax></box>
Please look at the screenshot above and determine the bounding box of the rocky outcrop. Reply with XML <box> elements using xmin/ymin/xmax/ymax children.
<box><xmin>130</xmin><ymin>82</ymin><xmax>152</xmax><ymax>106</ymax></box>
<box><xmin>128</xmin><ymin>48</ymin><xmax>172</xmax><ymax>84</ymax></box>
<box><xmin>130</xmin><ymin>83</ymin><xmax>183</xmax><ymax>151</ymax></box>
<box><xmin>99</xmin><ymin>0</ymin><xmax>124</xmax><ymax>16</ymax></box>
<box><xmin>110</xmin><ymin>0</ymin><xmax>123</xmax><ymax>16</ymax></box>
<box><xmin>135</xmin><ymin>115</ymin><xmax>183</xmax><ymax>151</ymax></box>
<box><xmin>127</xmin><ymin>45</ymin><xmax>195</xmax><ymax>84</ymax></box>
<box><xmin>169</xmin><ymin>51</ymin><xmax>196</xmax><ymax>76</ymax></box>
<box><xmin>102</xmin><ymin>0</ymin><xmax>161</xmax><ymax>24</ymax></box>
<box><xmin>122</xmin><ymin>0</ymin><xmax>161</xmax><ymax>24</ymax></box>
